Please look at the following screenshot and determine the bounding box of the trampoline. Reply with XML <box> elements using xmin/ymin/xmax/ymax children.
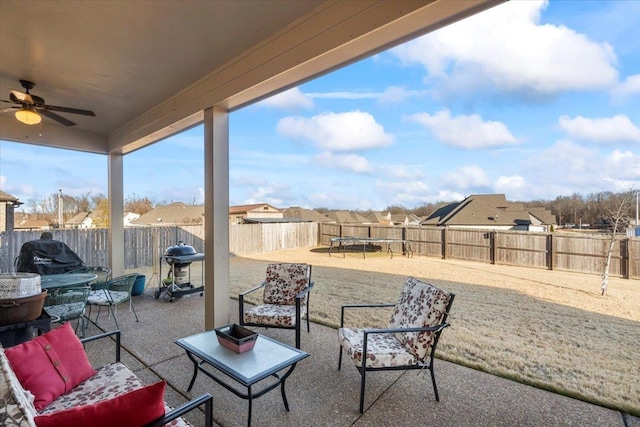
<box><xmin>328</xmin><ymin>237</ymin><xmax>413</xmax><ymax>259</ymax></box>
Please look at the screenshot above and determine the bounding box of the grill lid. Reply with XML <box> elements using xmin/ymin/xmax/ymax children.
<box><xmin>165</xmin><ymin>242</ymin><xmax>196</xmax><ymax>256</ymax></box>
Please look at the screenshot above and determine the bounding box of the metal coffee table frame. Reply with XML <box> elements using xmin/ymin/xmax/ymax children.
<box><xmin>175</xmin><ymin>330</ymin><xmax>309</xmax><ymax>427</ymax></box>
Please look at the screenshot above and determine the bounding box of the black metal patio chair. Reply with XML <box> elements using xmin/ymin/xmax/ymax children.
<box><xmin>338</xmin><ymin>277</ymin><xmax>455</xmax><ymax>413</ymax></box>
<box><xmin>238</xmin><ymin>263</ymin><xmax>314</xmax><ymax>349</ymax></box>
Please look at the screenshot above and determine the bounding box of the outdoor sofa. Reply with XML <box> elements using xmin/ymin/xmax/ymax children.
<box><xmin>1</xmin><ymin>324</ymin><xmax>213</xmax><ymax>427</ymax></box>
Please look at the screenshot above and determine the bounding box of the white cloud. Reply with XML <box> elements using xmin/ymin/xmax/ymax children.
<box><xmin>602</xmin><ymin>150</ymin><xmax>640</xmax><ymax>181</ymax></box>
<box><xmin>306</xmin><ymin>91</ymin><xmax>378</xmax><ymax>100</ymax></box>
<box><xmin>440</xmin><ymin>165</ymin><xmax>491</xmax><ymax>189</ymax></box>
<box><xmin>407</xmin><ymin>109</ymin><xmax>518</xmax><ymax>149</ymax></box>
<box><xmin>392</xmin><ymin>0</ymin><xmax>618</xmax><ymax>97</ymax></box>
<box><xmin>260</xmin><ymin>88</ymin><xmax>314</xmax><ymax>110</ymax></box>
<box><xmin>276</xmin><ymin>110</ymin><xmax>394</xmax><ymax>151</ymax></box>
<box><xmin>611</xmin><ymin>74</ymin><xmax>640</xmax><ymax>101</ymax></box>
<box><xmin>378</xmin><ymin>86</ymin><xmax>429</xmax><ymax>105</ymax></box>
<box><xmin>313</xmin><ymin>152</ymin><xmax>373</xmax><ymax>173</ymax></box>
<box><xmin>494</xmin><ymin>175</ymin><xmax>526</xmax><ymax>193</ymax></box>
<box><xmin>524</xmin><ymin>140</ymin><xmax>599</xmax><ymax>186</ymax></box>
<box><xmin>558</xmin><ymin>114</ymin><xmax>640</xmax><ymax>143</ymax></box>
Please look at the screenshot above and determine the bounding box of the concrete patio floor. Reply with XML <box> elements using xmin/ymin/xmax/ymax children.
<box><xmin>79</xmin><ymin>274</ymin><xmax>639</xmax><ymax>427</ymax></box>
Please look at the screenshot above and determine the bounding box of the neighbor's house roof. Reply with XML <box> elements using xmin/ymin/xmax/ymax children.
<box><xmin>14</xmin><ymin>213</ymin><xmax>50</xmax><ymax>230</ymax></box>
<box><xmin>66</xmin><ymin>212</ymin><xmax>92</xmax><ymax>227</ymax></box>
<box><xmin>324</xmin><ymin>210</ymin><xmax>372</xmax><ymax>224</ymax></box>
<box><xmin>229</xmin><ymin>204</ymin><xmax>281</xmax><ymax>216</ymax></box>
<box><xmin>528</xmin><ymin>208</ymin><xmax>557</xmax><ymax>225</ymax></box>
<box><xmin>0</xmin><ymin>190</ymin><xmax>21</xmax><ymax>205</ymax></box>
<box><xmin>365</xmin><ymin>212</ymin><xmax>393</xmax><ymax>226</ymax></box>
<box><xmin>242</xmin><ymin>217</ymin><xmax>311</xmax><ymax>224</ymax></box>
<box><xmin>421</xmin><ymin>194</ymin><xmax>555</xmax><ymax>228</ymax></box>
<box><xmin>132</xmin><ymin>202</ymin><xmax>204</xmax><ymax>226</ymax></box>
<box><xmin>282</xmin><ymin>207</ymin><xmax>333</xmax><ymax>223</ymax></box>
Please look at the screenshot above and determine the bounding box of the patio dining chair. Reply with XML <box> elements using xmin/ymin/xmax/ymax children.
<box><xmin>67</xmin><ymin>265</ymin><xmax>112</xmax><ymax>288</ymax></box>
<box><xmin>43</xmin><ymin>285</ymin><xmax>92</xmax><ymax>338</ymax></box>
<box><xmin>86</xmin><ymin>273</ymin><xmax>139</xmax><ymax>329</ymax></box>
<box><xmin>338</xmin><ymin>277</ymin><xmax>455</xmax><ymax>413</ymax></box>
<box><xmin>238</xmin><ymin>263</ymin><xmax>314</xmax><ymax>349</ymax></box>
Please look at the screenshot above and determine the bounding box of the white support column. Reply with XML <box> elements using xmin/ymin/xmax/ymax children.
<box><xmin>108</xmin><ymin>152</ymin><xmax>125</xmax><ymax>277</ymax></box>
<box><xmin>204</xmin><ymin>106</ymin><xmax>229</xmax><ymax>330</ymax></box>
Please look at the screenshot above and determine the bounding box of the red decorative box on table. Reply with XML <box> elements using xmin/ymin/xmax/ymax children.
<box><xmin>215</xmin><ymin>324</ymin><xmax>258</xmax><ymax>353</ymax></box>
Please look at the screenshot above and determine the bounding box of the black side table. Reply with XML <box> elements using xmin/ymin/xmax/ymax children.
<box><xmin>0</xmin><ymin>312</ymin><xmax>52</xmax><ymax>348</ymax></box>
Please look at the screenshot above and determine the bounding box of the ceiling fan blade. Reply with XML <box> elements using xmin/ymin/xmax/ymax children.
<box><xmin>10</xmin><ymin>90</ymin><xmax>34</xmax><ymax>104</ymax></box>
<box><xmin>1</xmin><ymin>98</ymin><xmax>19</xmax><ymax>105</ymax></box>
<box><xmin>40</xmin><ymin>104</ymin><xmax>96</xmax><ymax>116</ymax></box>
<box><xmin>0</xmin><ymin>106</ymin><xmax>19</xmax><ymax>114</ymax></box>
<box><xmin>31</xmin><ymin>94</ymin><xmax>46</xmax><ymax>105</ymax></box>
<box><xmin>38</xmin><ymin>109</ymin><xmax>76</xmax><ymax>126</ymax></box>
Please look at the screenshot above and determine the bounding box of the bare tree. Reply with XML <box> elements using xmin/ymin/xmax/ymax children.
<box><xmin>600</xmin><ymin>191</ymin><xmax>634</xmax><ymax>295</ymax></box>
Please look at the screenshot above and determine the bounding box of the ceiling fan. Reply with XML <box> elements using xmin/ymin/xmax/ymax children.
<box><xmin>0</xmin><ymin>80</ymin><xmax>95</xmax><ymax>126</ymax></box>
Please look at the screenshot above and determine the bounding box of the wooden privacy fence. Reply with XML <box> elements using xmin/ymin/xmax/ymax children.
<box><xmin>2</xmin><ymin>223</ymin><xmax>638</xmax><ymax>280</ymax></box>
<box><xmin>320</xmin><ymin>224</ymin><xmax>640</xmax><ymax>280</ymax></box>
<box><xmin>0</xmin><ymin>222</ymin><xmax>318</xmax><ymax>272</ymax></box>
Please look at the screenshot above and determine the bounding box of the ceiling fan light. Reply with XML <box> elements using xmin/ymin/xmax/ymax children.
<box><xmin>15</xmin><ymin>109</ymin><xmax>42</xmax><ymax>125</ymax></box>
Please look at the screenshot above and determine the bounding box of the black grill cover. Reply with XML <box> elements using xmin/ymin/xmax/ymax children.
<box><xmin>16</xmin><ymin>238</ymin><xmax>85</xmax><ymax>275</ymax></box>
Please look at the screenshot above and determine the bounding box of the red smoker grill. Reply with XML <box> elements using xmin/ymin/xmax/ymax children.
<box><xmin>155</xmin><ymin>242</ymin><xmax>204</xmax><ymax>302</ymax></box>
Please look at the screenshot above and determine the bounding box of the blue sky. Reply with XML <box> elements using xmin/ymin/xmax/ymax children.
<box><xmin>2</xmin><ymin>0</ymin><xmax>640</xmax><ymax>212</ymax></box>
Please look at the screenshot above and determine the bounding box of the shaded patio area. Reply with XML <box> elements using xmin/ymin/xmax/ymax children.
<box><xmin>78</xmin><ymin>258</ymin><xmax>637</xmax><ymax>427</ymax></box>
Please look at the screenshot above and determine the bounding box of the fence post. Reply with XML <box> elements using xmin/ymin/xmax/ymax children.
<box><xmin>442</xmin><ymin>228</ymin><xmax>447</xmax><ymax>259</ymax></box>
<box><xmin>547</xmin><ymin>233</ymin><xmax>554</xmax><ymax>270</ymax></box>
<box><xmin>622</xmin><ymin>238</ymin><xmax>630</xmax><ymax>279</ymax></box>
<box><xmin>630</xmin><ymin>238</ymin><xmax>636</xmax><ymax>279</ymax></box>
<box><xmin>490</xmin><ymin>231</ymin><xmax>497</xmax><ymax>265</ymax></box>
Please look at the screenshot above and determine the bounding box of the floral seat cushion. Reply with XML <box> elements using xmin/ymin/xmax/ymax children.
<box><xmin>244</xmin><ymin>304</ymin><xmax>307</xmax><ymax>327</ymax></box>
<box><xmin>263</xmin><ymin>263</ymin><xmax>310</xmax><ymax>305</ymax></box>
<box><xmin>389</xmin><ymin>277</ymin><xmax>452</xmax><ymax>361</ymax></box>
<box><xmin>40</xmin><ymin>362</ymin><xmax>191</xmax><ymax>427</ymax></box>
<box><xmin>87</xmin><ymin>290</ymin><xmax>129</xmax><ymax>306</ymax></box>
<box><xmin>338</xmin><ymin>328</ymin><xmax>416</xmax><ymax>368</ymax></box>
<box><xmin>1</xmin><ymin>346</ymin><xmax>37</xmax><ymax>427</ymax></box>
<box><xmin>43</xmin><ymin>302</ymin><xmax>86</xmax><ymax>322</ymax></box>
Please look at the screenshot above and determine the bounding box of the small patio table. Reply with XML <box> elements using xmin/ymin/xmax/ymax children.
<box><xmin>175</xmin><ymin>330</ymin><xmax>309</xmax><ymax>427</ymax></box>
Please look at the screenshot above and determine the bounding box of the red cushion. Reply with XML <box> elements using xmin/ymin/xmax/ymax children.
<box><xmin>4</xmin><ymin>322</ymin><xmax>96</xmax><ymax>411</ymax></box>
<box><xmin>34</xmin><ymin>380</ymin><xmax>166</xmax><ymax>427</ymax></box>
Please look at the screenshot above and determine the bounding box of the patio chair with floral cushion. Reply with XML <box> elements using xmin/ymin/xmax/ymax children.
<box><xmin>338</xmin><ymin>277</ymin><xmax>455</xmax><ymax>413</ymax></box>
<box><xmin>86</xmin><ymin>273</ymin><xmax>139</xmax><ymax>329</ymax></box>
<box><xmin>66</xmin><ymin>265</ymin><xmax>112</xmax><ymax>288</ymax></box>
<box><xmin>43</xmin><ymin>285</ymin><xmax>92</xmax><ymax>337</ymax></box>
<box><xmin>238</xmin><ymin>263</ymin><xmax>313</xmax><ymax>349</ymax></box>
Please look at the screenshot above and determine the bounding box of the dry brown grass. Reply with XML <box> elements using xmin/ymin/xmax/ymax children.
<box><xmin>228</xmin><ymin>246</ymin><xmax>640</xmax><ymax>416</ymax></box>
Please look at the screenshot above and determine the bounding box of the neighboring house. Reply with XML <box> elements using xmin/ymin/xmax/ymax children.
<box><xmin>13</xmin><ymin>212</ymin><xmax>50</xmax><ymax>231</ymax></box>
<box><xmin>282</xmin><ymin>207</ymin><xmax>334</xmax><ymax>223</ymax></box>
<box><xmin>132</xmin><ymin>202</ymin><xmax>282</xmax><ymax>226</ymax></box>
<box><xmin>324</xmin><ymin>210</ymin><xmax>372</xmax><ymax>224</ymax></box>
<box><xmin>0</xmin><ymin>190</ymin><xmax>22</xmax><ymax>233</ymax></box>
<box><xmin>229</xmin><ymin>204</ymin><xmax>282</xmax><ymax>225</ymax></box>
<box><xmin>123</xmin><ymin>211</ymin><xmax>141</xmax><ymax>226</ymax></box>
<box><xmin>365</xmin><ymin>212</ymin><xmax>392</xmax><ymax>226</ymax></box>
<box><xmin>66</xmin><ymin>211</ymin><xmax>93</xmax><ymax>229</ymax></box>
<box><xmin>421</xmin><ymin>194</ymin><xmax>555</xmax><ymax>232</ymax></box>
<box><xmin>131</xmin><ymin>202</ymin><xmax>204</xmax><ymax>226</ymax></box>
<box><xmin>365</xmin><ymin>212</ymin><xmax>422</xmax><ymax>227</ymax></box>
<box><xmin>65</xmin><ymin>211</ymin><xmax>140</xmax><ymax>228</ymax></box>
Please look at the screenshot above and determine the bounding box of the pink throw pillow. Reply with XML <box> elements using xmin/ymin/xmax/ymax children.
<box><xmin>34</xmin><ymin>380</ymin><xmax>166</xmax><ymax>427</ymax></box>
<box><xmin>4</xmin><ymin>322</ymin><xmax>96</xmax><ymax>411</ymax></box>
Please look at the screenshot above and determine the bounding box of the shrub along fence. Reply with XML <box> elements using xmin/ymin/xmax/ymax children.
<box><xmin>320</xmin><ymin>223</ymin><xmax>640</xmax><ymax>280</ymax></box>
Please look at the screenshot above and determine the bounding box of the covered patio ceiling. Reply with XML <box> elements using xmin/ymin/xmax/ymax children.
<box><xmin>1</xmin><ymin>0</ymin><xmax>504</xmax><ymax>328</ymax></box>
<box><xmin>0</xmin><ymin>0</ymin><xmax>503</xmax><ymax>154</ymax></box>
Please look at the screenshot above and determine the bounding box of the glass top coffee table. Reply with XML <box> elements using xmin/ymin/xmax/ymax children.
<box><xmin>175</xmin><ymin>329</ymin><xmax>309</xmax><ymax>427</ymax></box>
